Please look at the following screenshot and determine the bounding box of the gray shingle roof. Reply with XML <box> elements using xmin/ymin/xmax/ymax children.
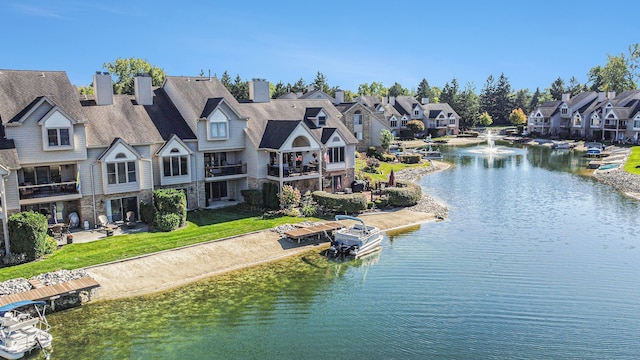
<box><xmin>258</xmin><ymin>120</ymin><xmax>301</xmax><ymax>149</ymax></box>
<box><xmin>0</xmin><ymin>139</ymin><xmax>19</xmax><ymax>169</ymax></box>
<box><xmin>0</xmin><ymin>69</ymin><xmax>86</xmax><ymax>124</ymax></box>
<box><xmin>82</xmin><ymin>94</ymin><xmax>166</xmax><ymax>146</ymax></box>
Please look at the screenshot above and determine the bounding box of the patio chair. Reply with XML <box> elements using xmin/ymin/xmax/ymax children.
<box><xmin>98</xmin><ymin>215</ymin><xmax>118</xmax><ymax>235</ymax></box>
<box><xmin>125</xmin><ymin>211</ymin><xmax>137</xmax><ymax>229</ymax></box>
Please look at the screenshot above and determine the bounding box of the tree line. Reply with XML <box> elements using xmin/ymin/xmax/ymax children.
<box><xmin>86</xmin><ymin>44</ymin><xmax>640</xmax><ymax>128</ymax></box>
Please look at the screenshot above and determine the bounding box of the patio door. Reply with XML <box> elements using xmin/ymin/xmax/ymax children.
<box><xmin>108</xmin><ymin>196</ymin><xmax>138</xmax><ymax>222</ymax></box>
<box><xmin>206</xmin><ymin>181</ymin><xmax>228</xmax><ymax>204</ymax></box>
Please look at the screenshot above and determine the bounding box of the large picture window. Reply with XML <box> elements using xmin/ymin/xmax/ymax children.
<box><xmin>163</xmin><ymin>149</ymin><xmax>188</xmax><ymax>177</ymax></box>
<box><xmin>107</xmin><ymin>153</ymin><xmax>136</xmax><ymax>184</ymax></box>
<box><xmin>328</xmin><ymin>147</ymin><xmax>345</xmax><ymax>163</ymax></box>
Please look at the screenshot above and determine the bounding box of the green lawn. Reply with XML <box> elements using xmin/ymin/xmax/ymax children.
<box><xmin>0</xmin><ymin>207</ymin><xmax>308</xmax><ymax>281</ymax></box>
<box><xmin>356</xmin><ymin>156</ymin><xmax>432</xmax><ymax>182</ymax></box>
<box><xmin>623</xmin><ymin>146</ymin><xmax>640</xmax><ymax>175</ymax></box>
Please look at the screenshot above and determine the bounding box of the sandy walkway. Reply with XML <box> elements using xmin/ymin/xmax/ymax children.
<box><xmin>86</xmin><ymin>209</ymin><xmax>436</xmax><ymax>301</ymax></box>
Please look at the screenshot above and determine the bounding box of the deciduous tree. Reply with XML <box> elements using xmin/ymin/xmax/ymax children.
<box><xmin>509</xmin><ymin>108</ymin><xmax>527</xmax><ymax>126</ymax></box>
<box><xmin>103</xmin><ymin>57</ymin><xmax>165</xmax><ymax>95</ymax></box>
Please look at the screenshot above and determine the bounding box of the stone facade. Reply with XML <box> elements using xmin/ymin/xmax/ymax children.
<box><xmin>341</xmin><ymin>103</ymin><xmax>376</xmax><ymax>152</ymax></box>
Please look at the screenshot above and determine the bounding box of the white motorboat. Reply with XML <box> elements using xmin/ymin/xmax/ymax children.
<box><xmin>0</xmin><ymin>301</ymin><xmax>52</xmax><ymax>360</ymax></box>
<box><xmin>328</xmin><ymin>215</ymin><xmax>383</xmax><ymax>259</ymax></box>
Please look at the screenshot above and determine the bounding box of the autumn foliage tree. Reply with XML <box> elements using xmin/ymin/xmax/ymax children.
<box><xmin>509</xmin><ymin>108</ymin><xmax>527</xmax><ymax>126</ymax></box>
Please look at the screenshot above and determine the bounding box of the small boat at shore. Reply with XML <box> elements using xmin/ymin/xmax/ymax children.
<box><xmin>0</xmin><ymin>301</ymin><xmax>52</xmax><ymax>360</ymax></box>
<box><xmin>327</xmin><ymin>215</ymin><xmax>383</xmax><ymax>259</ymax></box>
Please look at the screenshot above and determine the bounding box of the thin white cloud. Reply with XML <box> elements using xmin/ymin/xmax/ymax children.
<box><xmin>11</xmin><ymin>3</ymin><xmax>64</xmax><ymax>18</ymax></box>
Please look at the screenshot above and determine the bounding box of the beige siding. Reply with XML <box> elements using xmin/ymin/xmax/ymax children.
<box><xmin>8</xmin><ymin>124</ymin><xmax>87</xmax><ymax>165</ymax></box>
<box><xmin>197</xmin><ymin>104</ymin><xmax>246</xmax><ymax>151</ymax></box>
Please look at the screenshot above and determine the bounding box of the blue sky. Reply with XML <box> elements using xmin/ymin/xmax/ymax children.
<box><xmin>3</xmin><ymin>0</ymin><xmax>640</xmax><ymax>93</ymax></box>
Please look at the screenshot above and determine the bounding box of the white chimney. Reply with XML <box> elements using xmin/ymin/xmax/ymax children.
<box><xmin>93</xmin><ymin>72</ymin><xmax>113</xmax><ymax>106</ymax></box>
<box><xmin>249</xmin><ymin>79</ymin><xmax>270</xmax><ymax>103</ymax></box>
<box><xmin>334</xmin><ymin>90</ymin><xmax>344</xmax><ymax>104</ymax></box>
<box><xmin>421</xmin><ymin>97</ymin><xmax>429</xmax><ymax>105</ymax></box>
<box><xmin>389</xmin><ymin>96</ymin><xmax>396</xmax><ymax>106</ymax></box>
<box><xmin>134</xmin><ymin>74</ymin><xmax>153</xmax><ymax>106</ymax></box>
<box><xmin>561</xmin><ymin>93</ymin><xmax>570</xmax><ymax>102</ymax></box>
<box><xmin>607</xmin><ymin>91</ymin><xmax>616</xmax><ymax>99</ymax></box>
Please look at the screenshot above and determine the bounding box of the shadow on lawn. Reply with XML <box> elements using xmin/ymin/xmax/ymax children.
<box><xmin>187</xmin><ymin>206</ymin><xmax>259</xmax><ymax>227</ymax></box>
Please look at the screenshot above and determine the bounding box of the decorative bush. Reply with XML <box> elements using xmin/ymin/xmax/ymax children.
<box><xmin>300</xmin><ymin>191</ymin><xmax>318</xmax><ymax>217</ymax></box>
<box><xmin>311</xmin><ymin>191</ymin><xmax>367</xmax><ymax>214</ymax></box>
<box><xmin>384</xmin><ymin>181</ymin><xmax>422</xmax><ymax>206</ymax></box>
<box><xmin>139</xmin><ymin>200</ymin><xmax>156</xmax><ymax>224</ymax></box>
<box><xmin>400</xmin><ymin>154</ymin><xmax>421</xmax><ymax>164</ymax></box>
<box><xmin>363</xmin><ymin>157</ymin><xmax>382</xmax><ymax>173</ymax></box>
<box><xmin>154</xmin><ymin>213</ymin><xmax>181</xmax><ymax>232</ymax></box>
<box><xmin>153</xmin><ymin>188</ymin><xmax>187</xmax><ymax>227</ymax></box>
<box><xmin>279</xmin><ymin>185</ymin><xmax>301</xmax><ymax>209</ymax></box>
<box><xmin>366</xmin><ymin>146</ymin><xmax>380</xmax><ymax>158</ymax></box>
<box><xmin>262</xmin><ymin>182</ymin><xmax>279</xmax><ymax>209</ymax></box>
<box><xmin>380</xmin><ymin>153</ymin><xmax>396</xmax><ymax>162</ymax></box>
<box><xmin>7</xmin><ymin>211</ymin><xmax>54</xmax><ymax>261</ymax></box>
<box><xmin>241</xmin><ymin>189</ymin><xmax>262</xmax><ymax>207</ymax></box>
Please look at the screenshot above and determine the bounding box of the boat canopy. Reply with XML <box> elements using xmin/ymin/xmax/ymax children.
<box><xmin>335</xmin><ymin>215</ymin><xmax>365</xmax><ymax>227</ymax></box>
<box><xmin>0</xmin><ymin>300</ymin><xmax>46</xmax><ymax>316</ymax></box>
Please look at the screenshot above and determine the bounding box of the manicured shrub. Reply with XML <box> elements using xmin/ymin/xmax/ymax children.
<box><xmin>262</xmin><ymin>182</ymin><xmax>279</xmax><ymax>209</ymax></box>
<box><xmin>154</xmin><ymin>213</ymin><xmax>181</xmax><ymax>232</ymax></box>
<box><xmin>400</xmin><ymin>154</ymin><xmax>421</xmax><ymax>164</ymax></box>
<box><xmin>153</xmin><ymin>188</ymin><xmax>187</xmax><ymax>227</ymax></box>
<box><xmin>311</xmin><ymin>191</ymin><xmax>367</xmax><ymax>214</ymax></box>
<box><xmin>240</xmin><ymin>189</ymin><xmax>262</xmax><ymax>207</ymax></box>
<box><xmin>139</xmin><ymin>200</ymin><xmax>156</xmax><ymax>225</ymax></box>
<box><xmin>384</xmin><ymin>181</ymin><xmax>422</xmax><ymax>206</ymax></box>
<box><xmin>380</xmin><ymin>153</ymin><xmax>396</xmax><ymax>162</ymax></box>
<box><xmin>7</xmin><ymin>211</ymin><xmax>54</xmax><ymax>261</ymax></box>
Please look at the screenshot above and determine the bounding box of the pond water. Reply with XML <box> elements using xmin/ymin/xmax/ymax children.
<box><xmin>43</xmin><ymin>142</ymin><xmax>640</xmax><ymax>359</ymax></box>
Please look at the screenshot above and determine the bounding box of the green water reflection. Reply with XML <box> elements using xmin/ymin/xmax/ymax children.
<box><xmin>46</xmin><ymin>252</ymin><xmax>368</xmax><ymax>359</ymax></box>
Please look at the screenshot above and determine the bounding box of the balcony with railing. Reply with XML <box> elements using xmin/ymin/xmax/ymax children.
<box><xmin>205</xmin><ymin>162</ymin><xmax>247</xmax><ymax>178</ymax></box>
<box><xmin>19</xmin><ymin>181</ymin><xmax>80</xmax><ymax>201</ymax></box>
<box><xmin>267</xmin><ymin>163</ymin><xmax>320</xmax><ymax>178</ymax></box>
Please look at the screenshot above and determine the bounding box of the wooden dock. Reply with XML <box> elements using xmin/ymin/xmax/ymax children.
<box><xmin>284</xmin><ymin>221</ymin><xmax>345</xmax><ymax>243</ymax></box>
<box><xmin>0</xmin><ymin>277</ymin><xmax>100</xmax><ymax>307</ymax></box>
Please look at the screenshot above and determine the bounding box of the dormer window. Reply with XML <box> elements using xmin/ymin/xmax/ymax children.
<box><xmin>48</xmin><ymin>128</ymin><xmax>70</xmax><ymax>146</ymax></box>
<box><xmin>318</xmin><ymin>115</ymin><xmax>326</xmax><ymax>126</ymax></box>
<box><xmin>414</xmin><ymin>110</ymin><xmax>420</xmax><ymax>116</ymax></box>
<box><xmin>208</xmin><ymin>109</ymin><xmax>229</xmax><ymax>140</ymax></box>
<box><xmin>561</xmin><ymin>104</ymin><xmax>569</xmax><ymax>115</ymax></box>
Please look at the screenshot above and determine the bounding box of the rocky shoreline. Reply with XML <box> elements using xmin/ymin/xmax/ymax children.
<box><xmin>592</xmin><ymin>168</ymin><xmax>640</xmax><ymax>198</ymax></box>
<box><xmin>0</xmin><ymin>269</ymin><xmax>90</xmax><ymax>296</ymax></box>
<box><xmin>395</xmin><ymin>161</ymin><xmax>450</xmax><ymax>220</ymax></box>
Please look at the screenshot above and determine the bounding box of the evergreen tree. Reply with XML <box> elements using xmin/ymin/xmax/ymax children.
<box><xmin>566</xmin><ymin>76</ymin><xmax>583</xmax><ymax>97</ymax></box>
<box><xmin>291</xmin><ymin>77</ymin><xmax>307</xmax><ymax>94</ymax></box>
<box><xmin>231</xmin><ymin>74</ymin><xmax>249</xmax><ymax>100</ymax></box>
<box><xmin>312</xmin><ymin>71</ymin><xmax>330</xmax><ymax>93</ymax></box>
<box><xmin>220</xmin><ymin>71</ymin><xmax>232</xmax><ymax>91</ymax></box>
<box><xmin>272</xmin><ymin>81</ymin><xmax>289</xmax><ymax>99</ymax></box>
<box><xmin>388</xmin><ymin>82</ymin><xmax>409</xmax><ymax>97</ymax></box>
<box><xmin>513</xmin><ymin>89</ymin><xmax>532</xmax><ymax>114</ymax></box>
<box><xmin>416</xmin><ymin>78</ymin><xmax>431</xmax><ymax>102</ymax></box>
<box><xmin>493</xmin><ymin>73</ymin><xmax>515</xmax><ymax>125</ymax></box>
<box><xmin>530</xmin><ymin>87</ymin><xmax>541</xmax><ymax>110</ymax></box>
<box><xmin>549</xmin><ymin>77</ymin><xmax>566</xmax><ymax>100</ymax></box>
<box><xmin>458</xmin><ymin>82</ymin><xmax>480</xmax><ymax>128</ymax></box>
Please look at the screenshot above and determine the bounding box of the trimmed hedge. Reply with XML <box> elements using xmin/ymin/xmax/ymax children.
<box><xmin>262</xmin><ymin>182</ymin><xmax>279</xmax><ymax>209</ymax></box>
<box><xmin>154</xmin><ymin>188</ymin><xmax>187</xmax><ymax>227</ymax></box>
<box><xmin>139</xmin><ymin>200</ymin><xmax>156</xmax><ymax>224</ymax></box>
<box><xmin>241</xmin><ymin>189</ymin><xmax>262</xmax><ymax>207</ymax></box>
<box><xmin>7</xmin><ymin>211</ymin><xmax>56</xmax><ymax>261</ymax></box>
<box><xmin>311</xmin><ymin>191</ymin><xmax>367</xmax><ymax>214</ymax></box>
<box><xmin>154</xmin><ymin>213</ymin><xmax>181</xmax><ymax>232</ymax></box>
<box><xmin>383</xmin><ymin>181</ymin><xmax>422</xmax><ymax>206</ymax></box>
<box><xmin>399</xmin><ymin>154</ymin><xmax>421</xmax><ymax>164</ymax></box>
<box><xmin>380</xmin><ymin>153</ymin><xmax>396</xmax><ymax>162</ymax></box>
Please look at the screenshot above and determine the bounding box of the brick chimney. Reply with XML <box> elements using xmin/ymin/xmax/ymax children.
<box><xmin>93</xmin><ymin>72</ymin><xmax>113</xmax><ymax>106</ymax></box>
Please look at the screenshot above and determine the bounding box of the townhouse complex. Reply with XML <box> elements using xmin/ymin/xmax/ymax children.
<box><xmin>0</xmin><ymin>69</ymin><xmax>461</xmax><ymax>247</ymax></box>
<box><xmin>528</xmin><ymin>90</ymin><xmax>640</xmax><ymax>142</ymax></box>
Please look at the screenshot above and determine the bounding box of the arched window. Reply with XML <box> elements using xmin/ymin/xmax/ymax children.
<box><xmin>292</xmin><ymin>136</ymin><xmax>310</xmax><ymax>147</ymax></box>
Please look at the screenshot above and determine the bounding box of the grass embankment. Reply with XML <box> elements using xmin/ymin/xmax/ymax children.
<box><xmin>0</xmin><ymin>208</ymin><xmax>308</xmax><ymax>281</ymax></box>
<box><xmin>623</xmin><ymin>146</ymin><xmax>640</xmax><ymax>175</ymax></box>
<box><xmin>356</xmin><ymin>155</ymin><xmax>432</xmax><ymax>182</ymax></box>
